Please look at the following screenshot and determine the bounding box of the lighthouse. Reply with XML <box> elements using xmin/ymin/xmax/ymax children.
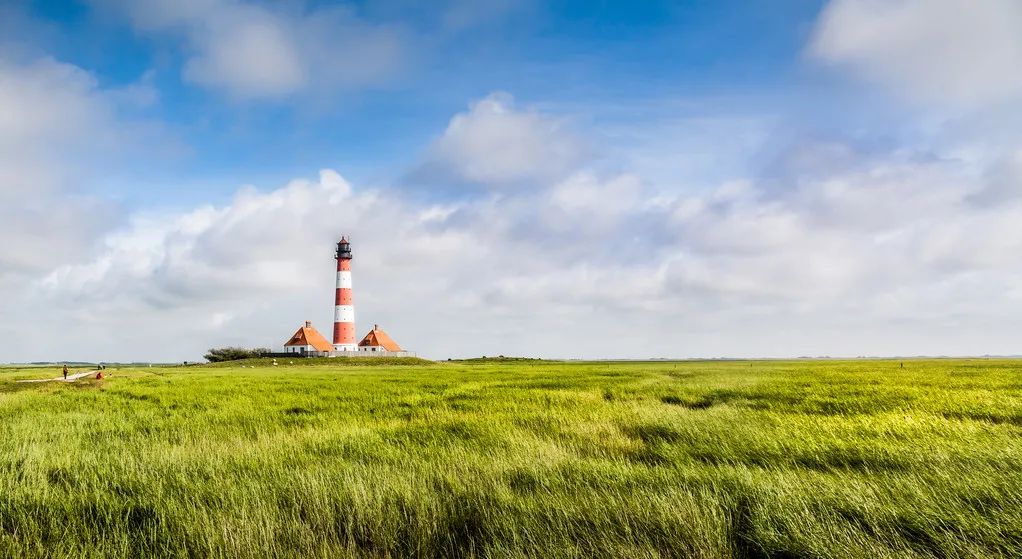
<box><xmin>332</xmin><ymin>237</ymin><xmax>357</xmax><ymax>352</ymax></box>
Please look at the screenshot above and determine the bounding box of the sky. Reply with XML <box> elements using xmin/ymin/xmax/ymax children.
<box><xmin>2</xmin><ymin>0</ymin><xmax>1022</xmax><ymax>362</ymax></box>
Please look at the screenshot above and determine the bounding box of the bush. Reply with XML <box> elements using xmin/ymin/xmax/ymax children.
<box><xmin>203</xmin><ymin>347</ymin><xmax>271</xmax><ymax>363</ymax></box>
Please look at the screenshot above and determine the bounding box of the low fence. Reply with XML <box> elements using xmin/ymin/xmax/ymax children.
<box><xmin>325</xmin><ymin>351</ymin><xmax>417</xmax><ymax>358</ymax></box>
<box><xmin>263</xmin><ymin>351</ymin><xmax>417</xmax><ymax>358</ymax></box>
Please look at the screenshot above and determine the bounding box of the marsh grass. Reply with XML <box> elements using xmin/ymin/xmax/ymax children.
<box><xmin>1</xmin><ymin>359</ymin><xmax>1020</xmax><ymax>557</ymax></box>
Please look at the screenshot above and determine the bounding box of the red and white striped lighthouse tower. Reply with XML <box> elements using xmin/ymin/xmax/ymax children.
<box><xmin>332</xmin><ymin>237</ymin><xmax>357</xmax><ymax>352</ymax></box>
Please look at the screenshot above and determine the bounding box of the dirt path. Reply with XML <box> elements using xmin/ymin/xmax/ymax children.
<box><xmin>17</xmin><ymin>370</ymin><xmax>100</xmax><ymax>383</ymax></box>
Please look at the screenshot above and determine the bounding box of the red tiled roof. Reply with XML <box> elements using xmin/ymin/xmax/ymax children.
<box><xmin>358</xmin><ymin>325</ymin><xmax>402</xmax><ymax>351</ymax></box>
<box><xmin>284</xmin><ymin>322</ymin><xmax>334</xmax><ymax>352</ymax></box>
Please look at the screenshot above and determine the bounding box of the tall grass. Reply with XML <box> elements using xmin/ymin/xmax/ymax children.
<box><xmin>1</xmin><ymin>359</ymin><xmax>1020</xmax><ymax>557</ymax></box>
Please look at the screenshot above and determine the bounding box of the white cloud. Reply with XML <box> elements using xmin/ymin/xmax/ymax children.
<box><xmin>0</xmin><ymin>57</ymin><xmax>115</xmax><ymax>193</ymax></box>
<box><xmin>182</xmin><ymin>8</ymin><xmax>306</xmax><ymax>97</ymax></box>
<box><xmin>413</xmin><ymin>92</ymin><xmax>584</xmax><ymax>187</ymax></box>
<box><xmin>105</xmin><ymin>0</ymin><xmax>404</xmax><ymax>99</ymax></box>
<box><xmin>810</xmin><ymin>0</ymin><xmax>1022</xmax><ymax>107</ymax></box>
<box><xmin>0</xmin><ymin>56</ymin><xmax>160</xmax><ymax>278</ymax></box>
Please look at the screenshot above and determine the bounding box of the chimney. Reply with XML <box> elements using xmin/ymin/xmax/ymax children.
<box><xmin>305</xmin><ymin>320</ymin><xmax>311</xmax><ymax>328</ymax></box>
<box><xmin>374</xmin><ymin>324</ymin><xmax>379</xmax><ymax>330</ymax></box>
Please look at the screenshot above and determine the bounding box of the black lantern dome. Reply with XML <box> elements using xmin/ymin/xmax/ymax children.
<box><xmin>335</xmin><ymin>237</ymin><xmax>352</xmax><ymax>260</ymax></box>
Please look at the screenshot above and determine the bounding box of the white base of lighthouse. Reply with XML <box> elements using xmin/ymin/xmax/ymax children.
<box><xmin>333</xmin><ymin>344</ymin><xmax>357</xmax><ymax>352</ymax></box>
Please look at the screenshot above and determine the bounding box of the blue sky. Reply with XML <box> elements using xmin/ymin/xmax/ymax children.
<box><xmin>2</xmin><ymin>0</ymin><xmax>1022</xmax><ymax>361</ymax></box>
<box><xmin>12</xmin><ymin>0</ymin><xmax>827</xmax><ymax>205</ymax></box>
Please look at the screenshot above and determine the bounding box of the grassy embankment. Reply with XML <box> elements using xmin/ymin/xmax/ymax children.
<box><xmin>1</xmin><ymin>358</ymin><xmax>1020</xmax><ymax>557</ymax></box>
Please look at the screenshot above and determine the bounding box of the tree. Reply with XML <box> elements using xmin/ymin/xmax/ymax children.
<box><xmin>204</xmin><ymin>347</ymin><xmax>267</xmax><ymax>363</ymax></box>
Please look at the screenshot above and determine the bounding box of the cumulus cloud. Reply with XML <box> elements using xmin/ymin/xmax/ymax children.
<box><xmin>41</xmin><ymin>171</ymin><xmax>357</xmax><ymax>305</ymax></box>
<box><xmin>810</xmin><ymin>0</ymin><xmax>1022</xmax><ymax>107</ymax></box>
<box><xmin>103</xmin><ymin>0</ymin><xmax>404</xmax><ymax>99</ymax></box>
<box><xmin>411</xmin><ymin>92</ymin><xmax>584</xmax><ymax>188</ymax></box>
<box><xmin>0</xmin><ymin>56</ymin><xmax>158</xmax><ymax>278</ymax></box>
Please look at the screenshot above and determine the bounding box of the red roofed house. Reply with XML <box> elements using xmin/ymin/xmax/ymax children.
<box><xmin>284</xmin><ymin>321</ymin><xmax>334</xmax><ymax>355</ymax></box>
<box><xmin>358</xmin><ymin>324</ymin><xmax>403</xmax><ymax>353</ymax></box>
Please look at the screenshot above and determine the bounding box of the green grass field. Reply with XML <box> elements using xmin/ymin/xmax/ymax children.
<box><xmin>1</xmin><ymin>358</ymin><xmax>1020</xmax><ymax>558</ymax></box>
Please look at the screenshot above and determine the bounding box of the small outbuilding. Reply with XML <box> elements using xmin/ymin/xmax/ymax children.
<box><xmin>283</xmin><ymin>321</ymin><xmax>334</xmax><ymax>355</ymax></box>
<box><xmin>358</xmin><ymin>324</ymin><xmax>403</xmax><ymax>353</ymax></box>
